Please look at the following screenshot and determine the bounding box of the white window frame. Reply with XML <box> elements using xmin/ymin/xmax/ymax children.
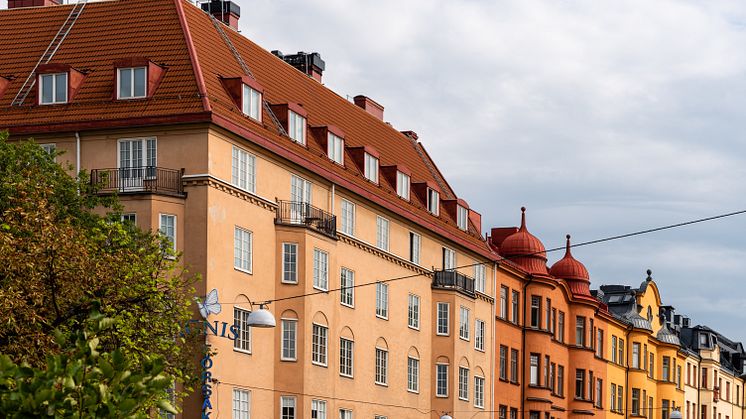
<box><xmin>118</xmin><ymin>137</ymin><xmax>157</xmax><ymax>181</ymax></box>
<box><xmin>375</xmin><ymin>347</ymin><xmax>388</xmax><ymax>386</ymax></box>
<box><xmin>311</xmin><ymin>399</ymin><xmax>327</xmax><ymax>419</ymax></box>
<box><xmin>159</xmin><ymin>213</ymin><xmax>176</xmax><ymax>253</ymax></box>
<box><xmin>376</xmin><ymin>216</ymin><xmax>389</xmax><ymax>251</ymax></box>
<box><xmin>231</xmin><ymin>146</ymin><xmax>257</xmax><ymax>193</ymax></box>
<box><xmin>311</xmin><ymin>323</ymin><xmax>328</xmax><ymax>366</ymax></box>
<box><xmin>288</xmin><ymin>110</ymin><xmax>306</xmax><ymax>145</ymax></box>
<box><xmin>40</xmin><ymin>143</ymin><xmax>56</xmax><ymax>161</ymax></box>
<box><xmin>242</xmin><ymin>84</ymin><xmax>262</xmax><ymax>121</ymax></box>
<box><xmin>364</xmin><ymin>152</ymin><xmax>379</xmax><ymax>183</ymax></box>
<box><xmin>474</xmin><ymin>375</ymin><xmax>485</xmax><ymax>408</ymax></box>
<box><xmin>313</xmin><ymin>248</ymin><xmax>329</xmax><ymax>291</ymax></box>
<box><xmin>339</xmin><ymin>409</ymin><xmax>352</xmax><ymax>419</ymax></box>
<box><xmin>327</xmin><ymin>132</ymin><xmax>344</xmax><ymax>164</ymax></box>
<box><xmin>443</xmin><ymin>247</ymin><xmax>456</xmax><ymax>270</ymax></box>
<box><xmin>474</xmin><ymin>264</ymin><xmax>486</xmax><ymax>293</ymax></box>
<box><xmin>233</xmin><ymin>307</ymin><xmax>252</xmax><ymax>354</ymax></box>
<box><xmin>459</xmin><ymin>306</ymin><xmax>470</xmax><ymax>341</ymax></box>
<box><xmin>396</xmin><ymin>171</ymin><xmax>410</xmax><ymax>200</ymax></box>
<box><xmin>234</xmin><ymin>227</ymin><xmax>253</xmax><ymax>274</ymax></box>
<box><xmin>121</xmin><ymin>213</ymin><xmax>136</xmax><ymax>225</ymax></box>
<box><xmin>375</xmin><ymin>282</ymin><xmax>388</xmax><ymax>319</ymax></box>
<box><xmin>459</xmin><ymin>366</ymin><xmax>470</xmax><ymax>401</ymax></box>
<box><xmin>437</xmin><ymin>302</ymin><xmax>450</xmax><ymax>336</ymax></box>
<box><xmin>39</xmin><ymin>72</ymin><xmax>68</xmax><ymax>105</ymax></box>
<box><xmin>339</xmin><ymin>337</ymin><xmax>354</xmax><ymax>378</ymax></box>
<box><xmin>409</xmin><ymin>231</ymin><xmax>421</xmax><ymax>264</ymax></box>
<box><xmin>282</xmin><ymin>243</ymin><xmax>298</xmax><ymax>284</ymax></box>
<box><xmin>340</xmin><ymin>199</ymin><xmax>355</xmax><ymax>236</ymax></box>
<box><xmin>280</xmin><ymin>318</ymin><xmax>297</xmax><ymax>361</ymax></box>
<box><xmin>427</xmin><ymin>188</ymin><xmax>440</xmax><ymax>215</ymax></box>
<box><xmin>436</xmin><ymin>364</ymin><xmax>449</xmax><ymax>397</ymax></box>
<box><xmin>280</xmin><ymin>396</ymin><xmax>296</xmax><ymax>419</ymax></box>
<box><xmin>232</xmin><ymin>388</ymin><xmax>251</xmax><ymax>419</ymax></box>
<box><xmin>407</xmin><ymin>356</ymin><xmax>420</xmax><ymax>393</ymax></box>
<box><xmin>117</xmin><ymin>67</ymin><xmax>147</xmax><ymax>100</ymax></box>
<box><xmin>475</xmin><ymin>319</ymin><xmax>485</xmax><ymax>351</ymax></box>
<box><xmin>457</xmin><ymin>205</ymin><xmax>469</xmax><ymax>230</ymax></box>
<box><xmin>340</xmin><ymin>267</ymin><xmax>355</xmax><ymax>308</ymax></box>
<box><xmin>407</xmin><ymin>294</ymin><xmax>420</xmax><ymax>330</ymax></box>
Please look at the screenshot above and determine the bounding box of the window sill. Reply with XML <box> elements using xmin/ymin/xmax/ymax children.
<box><xmin>408</xmin><ymin>325</ymin><xmax>420</xmax><ymax>331</ymax></box>
<box><xmin>311</xmin><ymin>361</ymin><xmax>328</xmax><ymax>368</ymax></box>
<box><xmin>375</xmin><ymin>314</ymin><xmax>389</xmax><ymax>321</ymax></box>
<box><xmin>459</xmin><ymin>336</ymin><xmax>470</xmax><ymax>342</ymax></box>
<box><xmin>281</xmin><ymin>280</ymin><xmax>298</xmax><ymax>285</ymax></box>
<box><xmin>280</xmin><ymin>357</ymin><xmax>297</xmax><ymax>362</ymax></box>
<box><xmin>436</xmin><ymin>333</ymin><xmax>450</xmax><ymax>337</ymax></box>
<box><xmin>340</xmin><ymin>373</ymin><xmax>354</xmax><ymax>379</ymax></box>
<box><xmin>407</xmin><ymin>389</ymin><xmax>419</xmax><ymax>394</ymax></box>
<box><xmin>341</xmin><ymin>302</ymin><xmax>355</xmax><ymax>309</ymax></box>
<box><xmin>436</xmin><ymin>394</ymin><xmax>449</xmax><ymax>399</ymax></box>
<box><xmin>374</xmin><ymin>382</ymin><xmax>388</xmax><ymax>387</ymax></box>
<box><xmin>458</xmin><ymin>397</ymin><xmax>468</xmax><ymax>402</ymax></box>
<box><xmin>233</xmin><ymin>348</ymin><xmax>251</xmax><ymax>356</ymax></box>
<box><xmin>234</xmin><ymin>267</ymin><xmax>253</xmax><ymax>275</ymax></box>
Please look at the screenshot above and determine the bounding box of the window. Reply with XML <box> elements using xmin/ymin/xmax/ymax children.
<box><xmin>281</xmin><ymin>396</ymin><xmax>296</xmax><ymax>419</ymax></box>
<box><xmin>575</xmin><ymin>316</ymin><xmax>586</xmax><ymax>346</ymax></box>
<box><xmin>375</xmin><ymin>347</ymin><xmax>388</xmax><ymax>385</ymax></box>
<box><xmin>510</xmin><ymin>349</ymin><xmax>519</xmax><ymax>383</ymax></box>
<box><xmin>340</xmin><ymin>199</ymin><xmax>355</xmax><ymax>236</ymax></box>
<box><xmin>376</xmin><ymin>216</ymin><xmax>389</xmax><ymax>251</ymax></box>
<box><xmin>290</xmin><ymin>175</ymin><xmax>312</xmax><ymax>205</ymax></box>
<box><xmin>618</xmin><ymin>338</ymin><xmax>625</xmax><ymax>365</ymax></box>
<box><xmin>545</xmin><ymin>298</ymin><xmax>552</xmax><ymax>331</ymax></box>
<box><xmin>632</xmin><ymin>343</ymin><xmax>641</xmax><ymax>368</ymax></box>
<box><xmin>530</xmin><ymin>296</ymin><xmax>541</xmax><ymax>328</ymax></box>
<box><xmin>596</xmin><ymin>379</ymin><xmax>603</xmax><ymax>408</ymax></box>
<box><xmin>408</xmin><ymin>294</ymin><xmax>420</xmax><ymax>329</ymax></box>
<box><xmin>234</xmin><ymin>227</ymin><xmax>252</xmax><ymax>273</ymax></box>
<box><xmin>121</xmin><ymin>213</ymin><xmax>136</xmax><ymax>225</ymax></box>
<box><xmin>231</xmin><ymin>146</ymin><xmax>256</xmax><ymax>193</ymax></box>
<box><xmin>339</xmin><ymin>410</ymin><xmax>352</xmax><ymax>419</ymax></box>
<box><xmin>544</xmin><ymin>356</ymin><xmax>550</xmax><ymax>389</ymax></box>
<box><xmin>510</xmin><ymin>408</ymin><xmax>518</xmax><ymax>419</ymax></box>
<box><xmin>340</xmin><ymin>268</ymin><xmax>354</xmax><ymax>307</ymax></box>
<box><xmin>159</xmin><ymin>214</ymin><xmax>176</xmax><ymax>252</ymax></box>
<box><xmin>475</xmin><ymin>319</ymin><xmax>485</xmax><ymax>351</ymax></box>
<box><xmin>558</xmin><ymin>311</ymin><xmax>565</xmax><ymax>343</ymax></box>
<box><xmin>311</xmin><ymin>400</ymin><xmax>327</xmax><ymax>419</ymax></box>
<box><xmin>312</xmin><ymin>323</ymin><xmax>328</xmax><ymax>366</ymax></box>
<box><xmin>649</xmin><ymin>356</ymin><xmax>654</xmax><ymax>379</ymax></box>
<box><xmin>339</xmin><ymin>338</ymin><xmax>353</xmax><ymax>377</ymax></box>
<box><xmin>427</xmin><ymin>188</ymin><xmax>440</xmax><ymax>215</ymax></box>
<box><xmin>118</xmin><ymin>137</ymin><xmax>157</xmax><ymax>182</ymax></box>
<box><xmin>396</xmin><ymin>171</ymin><xmax>410</xmax><ymax>200</ymax></box>
<box><xmin>499</xmin><ymin>406</ymin><xmax>507</xmax><ymax>419</ymax></box>
<box><xmin>282</xmin><ymin>243</ymin><xmax>298</xmax><ymax>283</ymax></box>
<box><xmin>442</xmin><ymin>247</ymin><xmax>456</xmax><ymax>270</ymax></box>
<box><xmin>474</xmin><ymin>376</ymin><xmax>485</xmax><ymax>408</ymax></box>
<box><xmin>288</xmin><ymin>110</ymin><xmax>306</xmax><ymax>144</ymax></box>
<box><xmin>436</xmin><ymin>364</ymin><xmax>449</xmax><ymax>397</ymax></box>
<box><xmin>632</xmin><ymin>389</ymin><xmax>640</xmax><ymax>415</ymax></box>
<box><xmin>474</xmin><ymin>264</ymin><xmax>486</xmax><ymax>293</ymax></box>
<box><xmin>437</xmin><ymin>302</ymin><xmax>449</xmax><ymax>335</ymax></box>
<box><xmin>558</xmin><ymin>365</ymin><xmax>565</xmax><ymax>396</ymax></box>
<box><xmin>457</xmin><ymin>205</ymin><xmax>468</xmax><ymax>230</ymax></box>
<box><xmin>364</xmin><ymin>153</ymin><xmax>379</xmax><ymax>183</ymax></box>
<box><xmin>551</xmin><ymin>309</ymin><xmax>557</xmax><ymax>336</ymax></box>
<box><xmin>118</xmin><ymin>67</ymin><xmax>146</xmax><ymax>99</ymax></box>
<box><xmin>242</xmin><ymin>84</ymin><xmax>261</xmax><ymax>121</ymax></box>
<box><xmin>512</xmin><ymin>291</ymin><xmax>520</xmax><ymax>324</ymax></box>
<box><xmin>499</xmin><ymin>346</ymin><xmax>508</xmax><ymax>380</ymax></box>
<box><xmin>232</xmin><ymin>388</ymin><xmax>250</xmax><ymax>419</ymax></box>
<box><xmin>375</xmin><ymin>282</ymin><xmax>388</xmax><ymax>319</ymax></box>
<box><xmin>407</xmin><ymin>356</ymin><xmax>419</xmax><ymax>392</ymax></box>
<box><xmin>611</xmin><ymin>383</ymin><xmax>617</xmax><ymax>412</ymax></box>
<box><xmin>596</xmin><ymin>330</ymin><xmax>604</xmax><ymax>358</ymax></box>
<box><xmin>281</xmin><ymin>319</ymin><xmax>297</xmax><ymax>361</ymax></box>
<box><xmin>409</xmin><ymin>232</ymin><xmax>421</xmax><ymax>264</ymax></box>
<box><xmin>233</xmin><ymin>307</ymin><xmax>251</xmax><ymax>353</ymax></box>
<box><xmin>458</xmin><ymin>367</ymin><xmax>469</xmax><ymax>400</ymax></box>
<box><xmin>663</xmin><ymin>357</ymin><xmax>671</xmax><ymax>382</ymax></box>
<box><xmin>40</xmin><ymin>72</ymin><xmax>67</xmax><ymax>104</ymax></box>
<box><xmin>530</xmin><ymin>354</ymin><xmax>540</xmax><ymax>385</ymax></box>
<box><xmin>459</xmin><ymin>307</ymin><xmax>470</xmax><ymax>340</ymax></box>
<box><xmin>576</xmin><ymin>369</ymin><xmax>586</xmax><ymax>399</ymax></box>
<box><xmin>500</xmin><ymin>286</ymin><xmax>508</xmax><ymax>319</ymax></box>
<box><xmin>550</xmin><ymin>363</ymin><xmax>556</xmax><ymax>392</ymax></box>
<box><xmin>617</xmin><ymin>386</ymin><xmax>624</xmax><ymax>413</ymax></box>
<box><xmin>313</xmin><ymin>249</ymin><xmax>329</xmax><ymax>291</ymax></box>
<box><xmin>327</xmin><ymin>132</ymin><xmax>344</xmax><ymax>164</ymax></box>
<box><xmin>612</xmin><ymin>336</ymin><xmax>618</xmax><ymax>363</ymax></box>
<box><xmin>40</xmin><ymin>143</ymin><xmax>56</xmax><ymax>160</ymax></box>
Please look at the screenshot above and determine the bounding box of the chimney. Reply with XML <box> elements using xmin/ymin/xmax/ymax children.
<box><xmin>201</xmin><ymin>0</ymin><xmax>241</xmax><ymax>30</ymax></box>
<box><xmin>353</xmin><ymin>95</ymin><xmax>384</xmax><ymax>120</ymax></box>
<box><xmin>8</xmin><ymin>0</ymin><xmax>60</xmax><ymax>8</ymax></box>
<box><xmin>682</xmin><ymin>317</ymin><xmax>691</xmax><ymax>328</ymax></box>
<box><xmin>272</xmin><ymin>51</ymin><xmax>326</xmax><ymax>82</ymax></box>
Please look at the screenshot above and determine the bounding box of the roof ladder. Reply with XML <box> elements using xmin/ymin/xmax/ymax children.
<box><xmin>11</xmin><ymin>0</ymin><xmax>88</xmax><ymax>107</ymax></box>
<box><xmin>209</xmin><ymin>16</ymin><xmax>288</xmax><ymax>137</ymax></box>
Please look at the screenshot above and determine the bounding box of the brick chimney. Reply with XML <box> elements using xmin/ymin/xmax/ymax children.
<box><xmin>272</xmin><ymin>51</ymin><xmax>326</xmax><ymax>82</ymax></box>
<box><xmin>353</xmin><ymin>95</ymin><xmax>384</xmax><ymax>120</ymax></box>
<box><xmin>200</xmin><ymin>0</ymin><xmax>240</xmax><ymax>30</ymax></box>
<box><xmin>8</xmin><ymin>0</ymin><xmax>60</xmax><ymax>8</ymax></box>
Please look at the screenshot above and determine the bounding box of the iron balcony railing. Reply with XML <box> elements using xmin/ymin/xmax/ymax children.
<box><xmin>432</xmin><ymin>269</ymin><xmax>476</xmax><ymax>298</ymax></box>
<box><xmin>275</xmin><ymin>200</ymin><xmax>337</xmax><ymax>239</ymax></box>
<box><xmin>90</xmin><ymin>167</ymin><xmax>185</xmax><ymax>196</ymax></box>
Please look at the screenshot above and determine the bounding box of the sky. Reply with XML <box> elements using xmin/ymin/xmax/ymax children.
<box><xmin>3</xmin><ymin>0</ymin><xmax>745</xmax><ymax>340</ymax></box>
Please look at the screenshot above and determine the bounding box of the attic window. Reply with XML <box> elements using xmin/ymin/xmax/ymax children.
<box><xmin>39</xmin><ymin>73</ymin><xmax>67</xmax><ymax>105</ymax></box>
<box><xmin>364</xmin><ymin>153</ymin><xmax>378</xmax><ymax>183</ymax></box>
<box><xmin>396</xmin><ymin>171</ymin><xmax>410</xmax><ymax>200</ymax></box>
<box><xmin>242</xmin><ymin>84</ymin><xmax>261</xmax><ymax>121</ymax></box>
<box><xmin>327</xmin><ymin>132</ymin><xmax>344</xmax><ymax>164</ymax></box>
<box><xmin>700</xmin><ymin>333</ymin><xmax>709</xmax><ymax>347</ymax></box>
<box><xmin>288</xmin><ymin>110</ymin><xmax>306</xmax><ymax>145</ymax></box>
<box><xmin>457</xmin><ymin>205</ymin><xmax>468</xmax><ymax>231</ymax></box>
<box><xmin>427</xmin><ymin>188</ymin><xmax>440</xmax><ymax>215</ymax></box>
<box><xmin>117</xmin><ymin>67</ymin><xmax>146</xmax><ymax>99</ymax></box>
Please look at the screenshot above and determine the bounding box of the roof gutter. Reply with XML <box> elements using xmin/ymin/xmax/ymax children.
<box><xmin>173</xmin><ymin>0</ymin><xmax>212</xmax><ymax>112</ymax></box>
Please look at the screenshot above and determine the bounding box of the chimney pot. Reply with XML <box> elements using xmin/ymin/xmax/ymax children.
<box><xmin>353</xmin><ymin>95</ymin><xmax>384</xmax><ymax>120</ymax></box>
<box><xmin>276</xmin><ymin>51</ymin><xmax>325</xmax><ymax>82</ymax></box>
<box><xmin>8</xmin><ymin>0</ymin><xmax>60</xmax><ymax>8</ymax></box>
<box><xmin>201</xmin><ymin>0</ymin><xmax>241</xmax><ymax>30</ymax></box>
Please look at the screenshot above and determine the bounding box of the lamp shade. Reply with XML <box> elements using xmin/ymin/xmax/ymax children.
<box><xmin>670</xmin><ymin>410</ymin><xmax>683</xmax><ymax>419</ymax></box>
<box><xmin>247</xmin><ymin>306</ymin><xmax>276</xmax><ymax>328</ymax></box>
<box><xmin>440</xmin><ymin>414</ymin><xmax>453</xmax><ymax>419</ymax></box>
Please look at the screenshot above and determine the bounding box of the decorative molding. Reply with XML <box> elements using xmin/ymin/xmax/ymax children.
<box><xmin>337</xmin><ymin>233</ymin><xmax>431</xmax><ymax>276</ymax></box>
<box><xmin>182</xmin><ymin>174</ymin><xmax>277</xmax><ymax>212</ymax></box>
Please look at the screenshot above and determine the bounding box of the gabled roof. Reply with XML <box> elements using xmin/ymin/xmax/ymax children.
<box><xmin>0</xmin><ymin>0</ymin><xmax>492</xmax><ymax>257</ymax></box>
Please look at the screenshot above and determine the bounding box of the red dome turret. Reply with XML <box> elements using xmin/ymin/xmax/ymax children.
<box><xmin>498</xmin><ymin>207</ymin><xmax>549</xmax><ymax>276</ymax></box>
<box><xmin>549</xmin><ymin>235</ymin><xmax>591</xmax><ymax>296</ymax></box>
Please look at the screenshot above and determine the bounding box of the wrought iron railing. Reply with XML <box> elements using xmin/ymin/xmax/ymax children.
<box><xmin>275</xmin><ymin>200</ymin><xmax>337</xmax><ymax>238</ymax></box>
<box><xmin>432</xmin><ymin>269</ymin><xmax>476</xmax><ymax>298</ymax></box>
<box><xmin>90</xmin><ymin>167</ymin><xmax>184</xmax><ymax>196</ymax></box>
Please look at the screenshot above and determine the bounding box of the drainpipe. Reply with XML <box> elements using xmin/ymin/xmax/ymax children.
<box><xmin>625</xmin><ymin>323</ymin><xmax>633</xmax><ymax>419</ymax></box>
<box><xmin>491</xmin><ymin>262</ymin><xmax>498</xmax><ymax>419</ymax></box>
<box><xmin>698</xmin><ymin>354</ymin><xmax>702</xmax><ymax>419</ymax></box>
<box><xmin>75</xmin><ymin>131</ymin><xmax>81</xmax><ymax>175</ymax></box>
<box><xmin>521</xmin><ymin>275</ymin><xmax>534</xmax><ymax>419</ymax></box>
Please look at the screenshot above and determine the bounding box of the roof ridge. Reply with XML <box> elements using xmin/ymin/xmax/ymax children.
<box><xmin>174</xmin><ymin>0</ymin><xmax>211</xmax><ymax>112</ymax></box>
<box><xmin>413</xmin><ymin>141</ymin><xmax>456</xmax><ymax>199</ymax></box>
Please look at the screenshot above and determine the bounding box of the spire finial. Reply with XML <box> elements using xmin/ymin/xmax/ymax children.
<box><xmin>519</xmin><ymin>207</ymin><xmax>527</xmax><ymax>231</ymax></box>
<box><xmin>646</xmin><ymin>269</ymin><xmax>653</xmax><ymax>282</ymax></box>
<box><xmin>564</xmin><ymin>234</ymin><xmax>572</xmax><ymax>257</ymax></box>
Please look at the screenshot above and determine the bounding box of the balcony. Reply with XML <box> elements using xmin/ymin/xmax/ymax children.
<box><xmin>275</xmin><ymin>200</ymin><xmax>337</xmax><ymax>239</ymax></box>
<box><xmin>90</xmin><ymin>167</ymin><xmax>185</xmax><ymax>197</ymax></box>
<box><xmin>432</xmin><ymin>269</ymin><xmax>476</xmax><ymax>298</ymax></box>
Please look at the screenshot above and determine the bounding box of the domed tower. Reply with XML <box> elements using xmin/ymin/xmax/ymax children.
<box><xmin>498</xmin><ymin>207</ymin><xmax>549</xmax><ymax>276</ymax></box>
<box><xmin>549</xmin><ymin>234</ymin><xmax>592</xmax><ymax>296</ymax></box>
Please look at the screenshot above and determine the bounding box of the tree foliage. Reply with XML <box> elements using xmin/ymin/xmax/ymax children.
<box><xmin>0</xmin><ymin>132</ymin><xmax>200</xmax><ymax>408</ymax></box>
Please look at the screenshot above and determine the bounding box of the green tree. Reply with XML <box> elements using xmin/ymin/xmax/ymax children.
<box><xmin>0</xmin><ymin>132</ymin><xmax>199</xmax><ymax>409</ymax></box>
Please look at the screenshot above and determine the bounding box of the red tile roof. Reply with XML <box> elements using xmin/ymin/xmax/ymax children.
<box><xmin>0</xmin><ymin>0</ymin><xmax>494</xmax><ymax>258</ymax></box>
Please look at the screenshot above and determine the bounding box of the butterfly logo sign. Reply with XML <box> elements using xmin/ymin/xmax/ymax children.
<box><xmin>197</xmin><ymin>288</ymin><xmax>222</xmax><ymax>319</ymax></box>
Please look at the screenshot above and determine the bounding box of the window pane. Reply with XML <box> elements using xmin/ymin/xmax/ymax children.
<box><xmin>55</xmin><ymin>73</ymin><xmax>67</xmax><ymax>103</ymax></box>
<box><xmin>134</xmin><ymin>67</ymin><xmax>146</xmax><ymax>97</ymax></box>
<box><xmin>41</xmin><ymin>74</ymin><xmax>54</xmax><ymax>104</ymax></box>
<box><xmin>119</xmin><ymin>68</ymin><xmax>132</xmax><ymax>98</ymax></box>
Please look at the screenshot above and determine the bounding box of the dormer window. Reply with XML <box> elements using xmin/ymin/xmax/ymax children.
<box><xmin>288</xmin><ymin>110</ymin><xmax>306</xmax><ymax>145</ymax></box>
<box><xmin>700</xmin><ymin>333</ymin><xmax>709</xmax><ymax>347</ymax></box>
<box><xmin>242</xmin><ymin>84</ymin><xmax>261</xmax><ymax>121</ymax></box>
<box><xmin>457</xmin><ymin>205</ymin><xmax>468</xmax><ymax>230</ymax></box>
<box><xmin>39</xmin><ymin>73</ymin><xmax>67</xmax><ymax>105</ymax></box>
<box><xmin>327</xmin><ymin>132</ymin><xmax>344</xmax><ymax>164</ymax></box>
<box><xmin>117</xmin><ymin>67</ymin><xmax>146</xmax><ymax>99</ymax></box>
<box><xmin>396</xmin><ymin>171</ymin><xmax>410</xmax><ymax>200</ymax></box>
<box><xmin>364</xmin><ymin>153</ymin><xmax>378</xmax><ymax>183</ymax></box>
<box><xmin>427</xmin><ymin>188</ymin><xmax>439</xmax><ymax>215</ymax></box>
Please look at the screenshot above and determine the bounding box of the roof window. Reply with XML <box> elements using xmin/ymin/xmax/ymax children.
<box><xmin>327</xmin><ymin>132</ymin><xmax>344</xmax><ymax>165</ymax></box>
<box><xmin>457</xmin><ymin>205</ymin><xmax>468</xmax><ymax>231</ymax></box>
<box><xmin>288</xmin><ymin>110</ymin><xmax>306</xmax><ymax>144</ymax></box>
<box><xmin>364</xmin><ymin>153</ymin><xmax>379</xmax><ymax>183</ymax></box>
<box><xmin>219</xmin><ymin>75</ymin><xmax>264</xmax><ymax>122</ymax></box>
<box><xmin>427</xmin><ymin>188</ymin><xmax>439</xmax><ymax>215</ymax></box>
<box><xmin>113</xmin><ymin>58</ymin><xmax>166</xmax><ymax>101</ymax></box>
<box><xmin>39</xmin><ymin>72</ymin><xmax>67</xmax><ymax>105</ymax></box>
<box><xmin>242</xmin><ymin>84</ymin><xmax>261</xmax><ymax>121</ymax></box>
<box><xmin>396</xmin><ymin>171</ymin><xmax>410</xmax><ymax>200</ymax></box>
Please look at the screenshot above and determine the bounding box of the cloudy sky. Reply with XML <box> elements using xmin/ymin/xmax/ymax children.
<box><xmin>4</xmin><ymin>0</ymin><xmax>744</xmax><ymax>340</ymax></box>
